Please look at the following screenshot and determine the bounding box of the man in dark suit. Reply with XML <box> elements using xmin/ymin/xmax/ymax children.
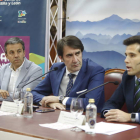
<box><xmin>32</xmin><ymin>35</ymin><xmax>105</xmax><ymax>112</ymax></box>
<box><xmin>101</xmin><ymin>35</ymin><xmax>140</xmax><ymax>124</ymax></box>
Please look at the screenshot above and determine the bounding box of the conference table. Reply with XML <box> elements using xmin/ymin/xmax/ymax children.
<box><xmin>0</xmin><ymin>108</ymin><xmax>140</xmax><ymax>140</ymax></box>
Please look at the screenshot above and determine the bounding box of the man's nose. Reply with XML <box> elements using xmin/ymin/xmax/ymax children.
<box><xmin>72</xmin><ymin>55</ymin><xmax>78</xmax><ymax>62</ymax></box>
<box><xmin>14</xmin><ymin>52</ymin><xmax>19</xmax><ymax>57</ymax></box>
<box><xmin>124</xmin><ymin>56</ymin><xmax>129</xmax><ymax>63</ymax></box>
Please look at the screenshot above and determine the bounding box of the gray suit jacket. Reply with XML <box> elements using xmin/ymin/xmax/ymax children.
<box><xmin>0</xmin><ymin>57</ymin><xmax>42</xmax><ymax>101</ymax></box>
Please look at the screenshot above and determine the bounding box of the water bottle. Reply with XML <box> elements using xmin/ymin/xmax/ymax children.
<box><xmin>85</xmin><ymin>99</ymin><xmax>97</xmax><ymax>134</ymax></box>
<box><xmin>23</xmin><ymin>88</ymin><xmax>33</xmax><ymax>118</ymax></box>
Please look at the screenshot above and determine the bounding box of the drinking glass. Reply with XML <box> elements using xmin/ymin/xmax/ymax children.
<box><xmin>70</xmin><ymin>98</ymin><xmax>84</xmax><ymax>131</ymax></box>
<box><xmin>12</xmin><ymin>88</ymin><xmax>24</xmax><ymax>116</ymax></box>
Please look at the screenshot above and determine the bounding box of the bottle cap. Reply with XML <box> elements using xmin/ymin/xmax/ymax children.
<box><xmin>89</xmin><ymin>99</ymin><xmax>95</xmax><ymax>103</ymax></box>
<box><xmin>26</xmin><ymin>88</ymin><xmax>31</xmax><ymax>91</ymax></box>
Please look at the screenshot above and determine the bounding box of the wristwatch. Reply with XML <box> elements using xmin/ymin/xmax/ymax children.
<box><xmin>131</xmin><ymin>113</ymin><xmax>136</xmax><ymax>122</ymax></box>
<box><xmin>59</xmin><ymin>95</ymin><xmax>65</xmax><ymax>103</ymax></box>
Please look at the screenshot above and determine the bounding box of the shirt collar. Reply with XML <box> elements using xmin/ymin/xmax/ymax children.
<box><xmin>9</xmin><ymin>58</ymin><xmax>25</xmax><ymax>71</ymax></box>
<box><xmin>66</xmin><ymin>67</ymin><xmax>79</xmax><ymax>76</ymax></box>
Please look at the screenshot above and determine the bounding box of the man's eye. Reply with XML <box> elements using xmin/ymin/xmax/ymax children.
<box><xmin>10</xmin><ymin>52</ymin><xmax>14</xmax><ymax>54</ymax></box>
<box><xmin>18</xmin><ymin>50</ymin><xmax>21</xmax><ymax>53</ymax></box>
<box><xmin>75</xmin><ymin>52</ymin><xmax>80</xmax><ymax>56</ymax></box>
<box><xmin>130</xmin><ymin>54</ymin><xmax>135</xmax><ymax>57</ymax></box>
<box><xmin>67</xmin><ymin>54</ymin><xmax>72</xmax><ymax>57</ymax></box>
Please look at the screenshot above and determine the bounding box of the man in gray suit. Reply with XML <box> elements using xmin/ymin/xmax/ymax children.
<box><xmin>0</xmin><ymin>37</ymin><xmax>42</xmax><ymax>101</ymax></box>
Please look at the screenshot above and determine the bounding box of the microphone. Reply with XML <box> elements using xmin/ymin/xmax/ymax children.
<box><xmin>21</xmin><ymin>67</ymin><xmax>58</xmax><ymax>88</ymax></box>
<box><xmin>77</xmin><ymin>81</ymin><xmax>119</xmax><ymax>99</ymax></box>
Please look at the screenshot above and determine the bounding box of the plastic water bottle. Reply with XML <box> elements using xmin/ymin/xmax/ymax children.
<box><xmin>23</xmin><ymin>88</ymin><xmax>33</xmax><ymax>118</ymax></box>
<box><xmin>85</xmin><ymin>99</ymin><xmax>97</xmax><ymax>134</ymax></box>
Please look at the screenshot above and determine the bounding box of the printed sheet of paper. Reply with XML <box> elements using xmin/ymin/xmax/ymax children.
<box><xmin>58</xmin><ymin>111</ymin><xmax>85</xmax><ymax>125</ymax></box>
<box><xmin>39</xmin><ymin>111</ymin><xmax>85</xmax><ymax>130</ymax></box>
<box><xmin>39</xmin><ymin>122</ymin><xmax>75</xmax><ymax>130</ymax></box>
<box><xmin>1</xmin><ymin>101</ymin><xmax>24</xmax><ymax>114</ymax></box>
<box><xmin>0</xmin><ymin>110</ymin><xmax>14</xmax><ymax>116</ymax></box>
<box><xmin>78</xmin><ymin>122</ymin><xmax>137</xmax><ymax>135</ymax></box>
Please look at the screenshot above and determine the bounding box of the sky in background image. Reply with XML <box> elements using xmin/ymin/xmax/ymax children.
<box><xmin>66</xmin><ymin>0</ymin><xmax>140</xmax><ymax>70</ymax></box>
<box><xmin>67</xmin><ymin>0</ymin><xmax>140</xmax><ymax>22</ymax></box>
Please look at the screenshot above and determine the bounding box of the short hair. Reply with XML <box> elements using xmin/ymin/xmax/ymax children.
<box><xmin>4</xmin><ymin>37</ymin><xmax>25</xmax><ymax>54</ymax></box>
<box><xmin>57</xmin><ymin>35</ymin><xmax>84</xmax><ymax>57</ymax></box>
<box><xmin>123</xmin><ymin>35</ymin><xmax>140</xmax><ymax>46</ymax></box>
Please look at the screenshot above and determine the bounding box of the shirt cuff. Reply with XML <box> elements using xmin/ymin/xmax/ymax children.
<box><xmin>39</xmin><ymin>101</ymin><xmax>42</xmax><ymax>106</ymax></box>
<box><xmin>62</xmin><ymin>97</ymin><xmax>69</xmax><ymax>105</ymax></box>
<box><xmin>135</xmin><ymin>113</ymin><xmax>139</xmax><ymax>122</ymax></box>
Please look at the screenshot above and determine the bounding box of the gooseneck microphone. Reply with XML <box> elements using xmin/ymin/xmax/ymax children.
<box><xmin>22</xmin><ymin>67</ymin><xmax>58</xmax><ymax>88</ymax></box>
<box><xmin>77</xmin><ymin>81</ymin><xmax>119</xmax><ymax>99</ymax></box>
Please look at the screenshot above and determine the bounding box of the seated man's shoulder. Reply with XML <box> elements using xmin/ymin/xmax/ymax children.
<box><xmin>52</xmin><ymin>61</ymin><xmax>65</xmax><ymax>69</ymax></box>
<box><xmin>26</xmin><ymin>59</ymin><xmax>42</xmax><ymax>71</ymax></box>
<box><xmin>84</xmin><ymin>58</ymin><xmax>104</xmax><ymax>71</ymax></box>
<box><xmin>0</xmin><ymin>63</ymin><xmax>10</xmax><ymax>70</ymax></box>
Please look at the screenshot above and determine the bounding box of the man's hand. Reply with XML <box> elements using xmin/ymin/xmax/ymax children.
<box><xmin>104</xmin><ymin>109</ymin><xmax>131</xmax><ymax>123</ymax></box>
<box><xmin>0</xmin><ymin>90</ymin><xmax>9</xmax><ymax>99</ymax></box>
<box><xmin>41</xmin><ymin>96</ymin><xmax>59</xmax><ymax>107</ymax></box>
<box><xmin>48</xmin><ymin>103</ymin><xmax>65</xmax><ymax>110</ymax></box>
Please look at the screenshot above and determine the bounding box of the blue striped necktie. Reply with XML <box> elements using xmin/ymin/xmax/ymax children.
<box><xmin>134</xmin><ymin>78</ymin><xmax>140</xmax><ymax>112</ymax></box>
<box><xmin>66</xmin><ymin>73</ymin><xmax>75</xmax><ymax>97</ymax></box>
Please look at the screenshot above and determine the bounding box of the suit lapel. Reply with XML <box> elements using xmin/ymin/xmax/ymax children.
<box><xmin>125</xmin><ymin>76</ymin><xmax>135</xmax><ymax>112</ymax></box>
<box><xmin>1</xmin><ymin>66</ymin><xmax>11</xmax><ymax>90</ymax></box>
<box><xmin>70</xmin><ymin>60</ymin><xmax>87</xmax><ymax>96</ymax></box>
<box><xmin>55</xmin><ymin>66</ymin><xmax>66</xmax><ymax>95</ymax></box>
<box><xmin>15</xmin><ymin>58</ymin><xmax>31</xmax><ymax>88</ymax></box>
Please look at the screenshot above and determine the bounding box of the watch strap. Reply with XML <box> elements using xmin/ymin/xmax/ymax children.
<box><xmin>131</xmin><ymin>113</ymin><xmax>136</xmax><ymax>122</ymax></box>
<box><xmin>59</xmin><ymin>95</ymin><xmax>65</xmax><ymax>103</ymax></box>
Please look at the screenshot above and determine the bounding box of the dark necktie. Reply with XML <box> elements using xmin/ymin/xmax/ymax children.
<box><xmin>66</xmin><ymin>73</ymin><xmax>75</xmax><ymax>97</ymax></box>
<box><xmin>134</xmin><ymin>78</ymin><xmax>140</xmax><ymax>112</ymax></box>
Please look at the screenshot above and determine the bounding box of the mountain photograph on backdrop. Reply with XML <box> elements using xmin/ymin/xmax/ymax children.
<box><xmin>66</xmin><ymin>0</ymin><xmax>140</xmax><ymax>70</ymax></box>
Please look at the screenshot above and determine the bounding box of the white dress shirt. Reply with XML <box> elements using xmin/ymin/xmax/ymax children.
<box><xmin>8</xmin><ymin>59</ymin><xmax>25</xmax><ymax>98</ymax></box>
<box><xmin>59</xmin><ymin>67</ymin><xmax>79</xmax><ymax>105</ymax></box>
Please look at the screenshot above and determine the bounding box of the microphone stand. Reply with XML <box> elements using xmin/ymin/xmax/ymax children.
<box><xmin>21</xmin><ymin>67</ymin><xmax>58</xmax><ymax>88</ymax></box>
<box><xmin>77</xmin><ymin>81</ymin><xmax>119</xmax><ymax>99</ymax></box>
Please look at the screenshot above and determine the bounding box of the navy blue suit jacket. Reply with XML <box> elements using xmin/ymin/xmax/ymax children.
<box><xmin>32</xmin><ymin>58</ymin><xmax>105</xmax><ymax>112</ymax></box>
<box><xmin>101</xmin><ymin>71</ymin><xmax>140</xmax><ymax>123</ymax></box>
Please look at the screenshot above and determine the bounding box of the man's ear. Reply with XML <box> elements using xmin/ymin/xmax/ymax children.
<box><xmin>5</xmin><ymin>53</ymin><xmax>8</xmax><ymax>59</ymax></box>
<box><xmin>58</xmin><ymin>56</ymin><xmax>63</xmax><ymax>62</ymax></box>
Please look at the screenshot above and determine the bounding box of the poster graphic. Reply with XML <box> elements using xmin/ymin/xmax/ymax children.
<box><xmin>66</xmin><ymin>0</ymin><xmax>140</xmax><ymax>70</ymax></box>
<box><xmin>0</xmin><ymin>0</ymin><xmax>46</xmax><ymax>73</ymax></box>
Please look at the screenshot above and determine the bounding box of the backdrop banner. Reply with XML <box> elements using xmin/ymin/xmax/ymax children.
<box><xmin>66</xmin><ymin>0</ymin><xmax>140</xmax><ymax>70</ymax></box>
<box><xmin>0</xmin><ymin>0</ymin><xmax>46</xmax><ymax>73</ymax></box>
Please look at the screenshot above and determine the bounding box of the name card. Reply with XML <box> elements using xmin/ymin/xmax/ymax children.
<box><xmin>58</xmin><ymin>111</ymin><xmax>85</xmax><ymax>126</ymax></box>
<box><xmin>1</xmin><ymin>101</ymin><xmax>24</xmax><ymax>115</ymax></box>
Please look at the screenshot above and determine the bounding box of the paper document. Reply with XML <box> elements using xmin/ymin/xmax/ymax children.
<box><xmin>39</xmin><ymin>111</ymin><xmax>85</xmax><ymax>130</ymax></box>
<box><xmin>78</xmin><ymin>122</ymin><xmax>137</xmax><ymax>135</ymax></box>
<box><xmin>0</xmin><ymin>110</ymin><xmax>14</xmax><ymax>116</ymax></box>
<box><xmin>39</xmin><ymin>122</ymin><xmax>75</xmax><ymax>130</ymax></box>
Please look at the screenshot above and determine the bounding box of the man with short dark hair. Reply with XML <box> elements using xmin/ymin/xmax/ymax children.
<box><xmin>0</xmin><ymin>37</ymin><xmax>42</xmax><ymax>101</ymax></box>
<box><xmin>101</xmin><ymin>35</ymin><xmax>140</xmax><ymax>124</ymax></box>
<box><xmin>32</xmin><ymin>35</ymin><xmax>105</xmax><ymax>112</ymax></box>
